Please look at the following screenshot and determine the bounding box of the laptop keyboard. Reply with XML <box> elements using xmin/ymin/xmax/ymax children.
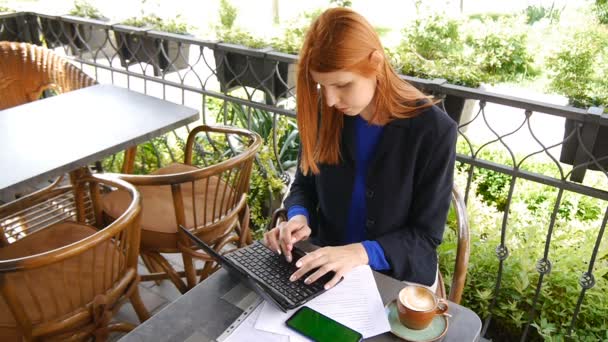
<box><xmin>226</xmin><ymin>241</ymin><xmax>326</xmax><ymax>305</ymax></box>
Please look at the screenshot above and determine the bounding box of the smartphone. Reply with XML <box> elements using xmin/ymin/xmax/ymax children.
<box><xmin>285</xmin><ymin>306</ymin><xmax>363</xmax><ymax>342</ymax></box>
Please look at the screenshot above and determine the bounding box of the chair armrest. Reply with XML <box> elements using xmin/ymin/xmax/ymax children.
<box><xmin>268</xmin><ymin>208</ymin><xmax>288</xmax><ymax>232</ymax></box>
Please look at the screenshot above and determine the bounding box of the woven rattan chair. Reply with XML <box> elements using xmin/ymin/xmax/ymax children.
<box><xmin>102</xmin><ymin>125</ymin><xmax>262</xmax><ymax>293</ymax></box>
<box><xmin>269</xmin><ymin>185</ymin><xmax>471</xmax><ymax>304</ymax></box>
<box><xmin>0</xmin><ymin>41</ymin><xmax>97</xmax><ymax>110</ymax></box>
<box><xmin>0</xmin><ymin>173</ymin><xmax>149</xmax><ymax>341</ymax></box>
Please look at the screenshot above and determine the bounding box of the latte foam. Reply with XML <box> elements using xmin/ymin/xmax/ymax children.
<box><xmin>400</xmin><ymin>286</ymin><xmax>435</xmax><ymax>311</ymax></box>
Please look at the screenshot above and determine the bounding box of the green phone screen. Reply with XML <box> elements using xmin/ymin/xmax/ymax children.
<box><xmin>286</xmin><ymin>306</ymin><xmax>362</xmax><ymax>342</ymax></box>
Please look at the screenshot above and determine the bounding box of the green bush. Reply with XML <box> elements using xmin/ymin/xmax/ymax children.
<box><xmin>69</xmin><ymin>0</ymin><xmax>105</xmax><ymax>20</ymax></box>
<box><xmin>215</xmin><ymin>0</ymin><xmax>269</xmax><ymax>49</ymax></box>
<box><xmin>440</xmin><ymin>141</ymin><xmax>608</xmax><ymax>340</ymax></box>
<box><xmin>397</xmin><ymin>52</ymin><xmax>485</xmax><ymax>88</ymax></box>
<box><xmin>468</xmin><ymin>12</ymin><xmax>517</xmax><ymax>22</ymax></box>
<box><xmin>401</xmin><ymin>14</ymin><xmax>463</xmax><ymax>61</ymax></box>
<box><xmin>219</xmin><ymin>0</ymin><xmax>237</xmax><ymax>30</ymax></box>
<box><xmin>396</xmin><ymin>14</ymin><xmax>486</xmax><ymax>88</ymax></box>
<box><xmin>524</xmin><ymin>4</ymin><xmax>562</xmax><ymax>25</ymax></box>
<box><xmin>270</xmin><ymin>9</ymin><xmax>321</xmax><ymax>55</ymax></box>
<box><xmin>595</xmin><ymin>0</ymin><xmax>608</xmax><ymax>24</ymax></box>
<box><xmin>397</xmin><ymin>13</ymin><xmax>540</xmax><ymax>87</ymax></box>
<box><xmin>457</xmin><ymin>144</ymin><xmax>603</xmax><ymax>221</ymax></box>
<box><xmin>121</xmin><ymin>14</ymin><xmax>191</xmax><ymax>34</ymax></box>
<box><xmin>465</xmin><ymin>17</ymin><xmax>539</xmax><ymax>82</ymax></box>
<box><xmin>546</xmin><ymin>29</ymin><xmax>608</xmax><ymax>112</ymax></box>
<box><xmin>329</xmin><ymin>0</ymin><xmax>352</xmax><ymax>7</ymax></box>
<box><xmin>218</xmin><ymin>30</ymin><xmax>269</xmax><ymax>49</ymax></box>
<box><xmin>158</xmin><ymin>15</ymin><xmax>190</xmax><ymax>35</ymax></box>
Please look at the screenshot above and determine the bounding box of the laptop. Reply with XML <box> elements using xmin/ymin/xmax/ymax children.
<box><xmin>179</xmin><ymin>225</ymin><xmax>335</xmax><ymax>312</ymax></box>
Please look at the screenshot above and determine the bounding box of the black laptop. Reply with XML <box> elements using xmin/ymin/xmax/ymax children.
<box><xmin>179</xmin><ymin>225</ymin><xmax>335</xmax><ymax>312</ymax></box>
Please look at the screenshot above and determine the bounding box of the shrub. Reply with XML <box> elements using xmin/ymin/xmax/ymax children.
<box><xmin>329</xmin><ymin>0</ymin><xmax>352</xmax><ymax>7</ymax></box>
<box><xmin>595</xmin><ymin>0</ymin><xmax>608</xmax><ymax>24</ymax></box>
<box><xmin>546</xmin><ymin>29</ymin><xmax>608</xmax><ymax>112</ymax></box>
<box><xmin>441</xmin><ymin>141</ymin><xmax>608</xmax><ymax>340</ymax></box>
<box><xmin>215</xmin><ymin>0</ymin><xmax>269</xmax><ymax>49</ymax></box>
<box><xmin>270</xmin><ymin>9</ymin><xmax>321</xmax><ymax>55</ymax></box>
<box><xmin>401</xmin><ymin>14</ymin><xmax>463</xmax><ymax>61</ymax></box>
<box><xmin>524</xmin><ymin>4</ymin><xmax>562</xmax><ymax>25</ymax></box>
<box><xmin>398</xmin><ymin>12</ymin><xmax>540</xmax><ymax>86</ymax></box>
<box><xmin>468</xmin><ymin>12</ymin><xmax>517</xmax><ymax>22</ymax></box>
<box><xmin>465</xmin><ymin>17</ymin><xmax>539</xmax><ymax>82</ymax></box>
<box><xmin>121</xmin><ymin>14</ymin><xmax>191</xmax><ymax>34</ymax></box>
<box><xmin>396</xmin><ymin>14</ymin><xmax>486</xmax><ymax>88</ymax></box>
<box><xmin>397</xmin><ymin>51</ymin><xmax>485</xmax><ymax>88</ymax></box>
<box><xmin>219</xmin><ymin>0</ymin><xmax>237</xmax><ymax>30</ymax></box>
<box><xmin>69</xmin><ymin>0</ymin><xmax>105</xmax><ymax>20</ymax></box>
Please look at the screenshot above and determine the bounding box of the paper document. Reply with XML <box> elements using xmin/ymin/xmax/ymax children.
<box><xmin>255</xmin><ymin>265</ymin><xmax>391</xmax><ymax>339</ymax></box>
<box><xmin>223</xmin><ymin>304</ymin><xmax>290</xmax><ymax>342</ymax></box>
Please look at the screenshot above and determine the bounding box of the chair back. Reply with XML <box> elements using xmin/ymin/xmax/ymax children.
<box><xmin>0</xmin><ymin>174</ymin><xmax>142</xmax><ymax>341</ymax></box>
<box><xmin>0</xmin><ymin>41</ymin><xmax>97</xmax><ymax>110</ymax></box>
<box><xmin>112</xmin><ymin>125</ymin><xmax>262</xmax><ymax>283</ymax></box>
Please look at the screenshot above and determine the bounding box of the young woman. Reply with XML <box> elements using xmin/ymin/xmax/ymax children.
<box><xmin>264</xmin><ymin>7</ymin><xmax>457</xmax><ymax>291</ymax></box>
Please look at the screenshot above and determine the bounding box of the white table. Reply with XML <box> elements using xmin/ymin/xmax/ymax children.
<box><xmin>0</xmin><ymin>84</ymin><xmax>199</xmax><ymax>195</ymax></box>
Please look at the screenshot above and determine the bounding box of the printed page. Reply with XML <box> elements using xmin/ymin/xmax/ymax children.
<box><xmin>223</xmin><ymin>303</ymin><xmax>291</xmax><ymax>342</ymax></box>
<box><xmin>255</xmin><ymin>265</ymin><xmax>391</xmax><ymax>339</ymax></box>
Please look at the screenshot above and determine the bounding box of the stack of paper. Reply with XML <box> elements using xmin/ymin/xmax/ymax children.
<box><xmin>223</xmin><ymin>265</ymin><xmax>391</xmax><ymax>342</ymax></box>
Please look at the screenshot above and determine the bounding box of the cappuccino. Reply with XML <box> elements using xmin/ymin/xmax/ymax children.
<box><xmin>396</xmin><ymin>285</ymin><xmax>448</xmax><ymax>330</ymax></box>
<box><xmin>400</xmin><ymin>286</ymin><xmax>435</xmax><ymax>311</ymax></box>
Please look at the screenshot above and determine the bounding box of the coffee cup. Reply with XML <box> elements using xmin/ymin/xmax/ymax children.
<box><xmin>396</xmin><ymin>284</ymin><xmax>449</xmax><ymax>330</ymax></box>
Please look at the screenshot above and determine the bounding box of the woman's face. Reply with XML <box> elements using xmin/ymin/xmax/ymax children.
<box><xmin>310</xmin><ymin>70</ymin><xmax>377</xmax><ymax>121</ymax></box>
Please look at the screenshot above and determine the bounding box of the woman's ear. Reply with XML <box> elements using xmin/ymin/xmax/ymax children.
<box><xmin>369</xmin><ymin>50</ymin><xmax>384</xmax><ymax>71</ymax></box>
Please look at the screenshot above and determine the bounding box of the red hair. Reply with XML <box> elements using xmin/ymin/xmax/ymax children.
<box><xmin>296</xmin><ymin>7</ymin><xmax>433</xmax><ymax>175</ymax></box>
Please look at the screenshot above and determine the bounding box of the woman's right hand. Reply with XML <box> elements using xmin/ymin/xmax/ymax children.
<box><xmin>263</xmin><ymin>215</ymin><xmax>311</xmax><ymax>262</ymax></box>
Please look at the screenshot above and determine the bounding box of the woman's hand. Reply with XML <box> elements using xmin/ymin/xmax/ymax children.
<box><xmin>289</xmin><ymin>243</ymin><xmax>369</xmax><ymax>289</ymax></box>
<box><xmin>263</xmin><ymin>215</ymin><xmax>311</xmax><ymax>262</ymax></box>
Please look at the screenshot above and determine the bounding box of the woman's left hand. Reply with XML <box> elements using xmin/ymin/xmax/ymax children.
<box><xmin>289</xmin><ymin>243</ymin><xmax>369</xmax><ymax>289</ymax></box>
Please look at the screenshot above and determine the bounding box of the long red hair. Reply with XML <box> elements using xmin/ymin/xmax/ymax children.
<box><xmin>296</xmin><ymin>7</ymin><xmax>433</xmax><ymax>175</ymax></box>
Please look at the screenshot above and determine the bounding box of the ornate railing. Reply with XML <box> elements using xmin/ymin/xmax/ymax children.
<box><xmin>2</xmin><ymin>11</ymin><xmax>607</xmax><ymax>341</ymax></box>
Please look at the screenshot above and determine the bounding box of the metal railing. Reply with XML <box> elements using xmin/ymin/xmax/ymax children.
<box><xmin>2</xmin><ymin>12</ymin><xmax>607</xmax><ymax>341</ymax></box>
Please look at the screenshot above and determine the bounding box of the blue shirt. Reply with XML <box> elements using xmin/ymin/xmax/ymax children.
<box><xmin>288</xmin><ymin>115</ymin><xmax>390</xmax><ymax>271</ymax></box>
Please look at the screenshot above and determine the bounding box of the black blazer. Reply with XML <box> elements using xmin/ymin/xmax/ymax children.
<box><xmin>284</xmin><ymin>105</ymin><xmax>457</xmax><ymax>285</ymax></box>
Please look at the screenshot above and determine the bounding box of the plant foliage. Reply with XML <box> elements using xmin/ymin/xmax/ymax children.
<box><xmin>215</xmin><ymin>0</ymin><xmax>268</xmax><ymax>49</ymax></box>
<box><xmin>122</xmin><ymin>14</ymin><xmax>190</xmax><ymax>34</ymax></box>
<box><xmin>596</xmin><ymin>0</ymin><xmax>608</xmax><ymax>24</ymax></box>
<box><xmin>524</xmin><ymin>3</ymin><xmax>563</xmax><ymax>25</ymax></box>
<box><xmin>440</xmin><ymin>141</ymin><xmax>608</xmax><ymax>341</ymax></box>
<box><xmin>546</xmin><ymin>29</ymin><xmax>608</xmax><ymax>112</ymax></box>
<box><xmin>465</xmin><ymin>17</ymin><xmax>538</xmax><ymax>82</ymax></box>
<box><xmin>397</xmin><ymin>12</ymin><xmax>539</xmax><ymax>87</ymax></box>
<box><xmin>69</xmin><ymin>0</ymin><xmax>105</xmax><ymax>20</ymax></box>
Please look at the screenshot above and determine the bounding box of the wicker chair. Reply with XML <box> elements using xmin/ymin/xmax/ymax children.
<box><xmin>0</xmin><ymin>41</ymin><xmax>97</xmax><ymax>110</ymax></box>
<box><xmin>0</xmin><ymin>173</ymin><xmax>149</xmax><ymax>341</ymax></box>
<box><xmin>102</xmin><ymin>125</ymin><xmax>262</xmax><ymax>293</ymax></box>
<box><xmin>269</xmin><ymin>185</ymin><xmax>471</xmax><ymax>304</ymax></box>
